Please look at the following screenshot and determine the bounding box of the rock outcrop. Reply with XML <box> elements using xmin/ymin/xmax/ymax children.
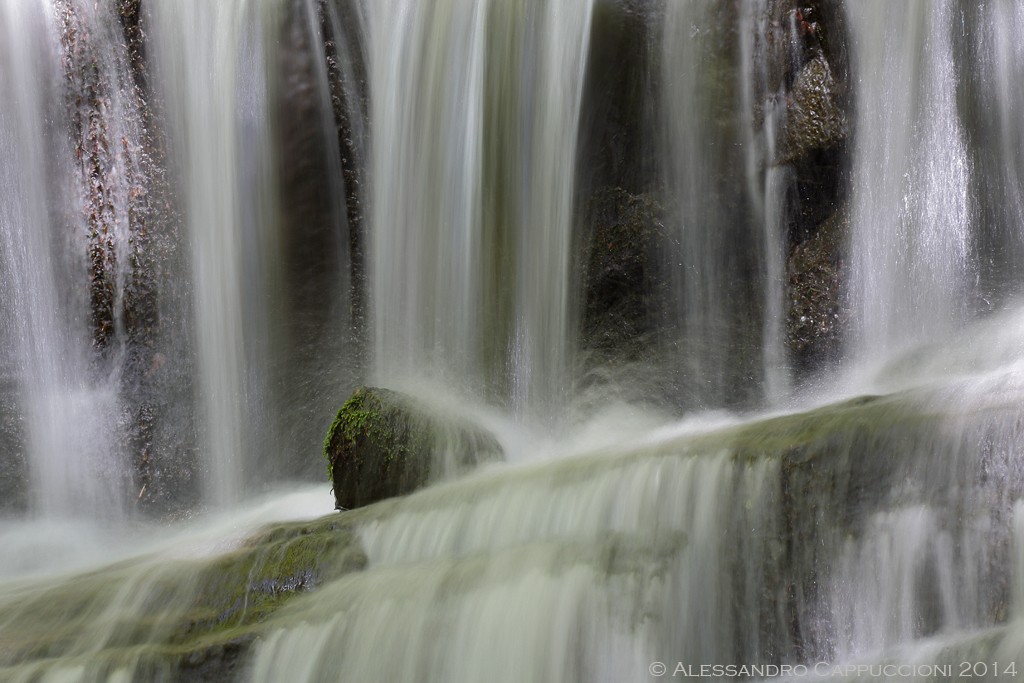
<box><xmin>324</xmin><ymin>387</ymin><xmax>503</xmax><ymax>510</ymax></box>
<box><xmin>777</xmin><ymin>53</ymin><xmax>847</xmax><ymax>166</ymax></box>
<box><xmin>0</xmin><ymin>515</ymin><xmax>368</xmax><ymax>682</ymax></box>
<box><xmin>0</xmin><ymin>373</ymin><xmax>26</xmax><ymax>513</ymax></box>
<box><xmin>580</xmin><ymin>187</ymin><xmax>668</xmax><ymax>367</ymax></box>
<box><xmin>767</xmin><ymin>1</ymin><xmax>852</xmax><ymax>377</ymax></box>
<box><xmin>787</xmin><ymin>206</ymin><xmax>847</xmax><ymax>373</ymax></box>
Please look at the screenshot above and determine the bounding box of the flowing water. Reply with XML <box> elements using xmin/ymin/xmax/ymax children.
<box><xmin>148</xmin><ymin>0</ymin><xmax>285</xmax><ymax>506</ymax></box>
<box><xmin>845</xmin><ymin>0</ymin><xmax>972</xmax><ymax>360</ymax></box>
<box><xmin>148</xmin><ymin>0</ymin><xmax>357</xmax><ymax>503</ymax></box>
<box><xmin>365</xmin><ymin>0</ymin><xmax>594</xmax><ymax>418</ymax></box>
<box><xmin>0</xmin><ymin>0</ymin><xmax>138</xmax><ymax>518</ymax></box>
<box><xmin>660</xmin><ymin>0</ymin><xmax>764</xmax><ymax>410</ymax></box>
<box><xmin>4</xmin><ymin>0</ymin><xmax>1024</xmax><ymax>681</ymax></box>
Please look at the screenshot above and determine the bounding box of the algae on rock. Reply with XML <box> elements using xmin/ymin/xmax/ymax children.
<box><xmin>324</xmin><ymin>387</ymin><xmax>504</xmax><ymax>510</ymax></box>
<box><xmin>0</xmin><ymin>516</ymin><xmax>368</xmax><ymax>682</ymax></box>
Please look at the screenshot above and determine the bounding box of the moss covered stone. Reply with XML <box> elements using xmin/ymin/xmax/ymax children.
<box><xmin>324</xmin><ymin>387</ymin><xmax>503</xmax><ymax>510</ymax></box>
<box><xmin>0</xmin><ymin>515</ymin><xmax>368</xmax><ymax>682</ymax></box>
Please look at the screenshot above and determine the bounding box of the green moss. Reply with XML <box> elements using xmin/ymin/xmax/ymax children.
<box><xmin>323</xmin><ymin>387</ymin><xmax>504</xmax><ymax>510</ymax></box>
<box><xmin>176</xmin><ymin>518</ymin><xmax>366</xmax><ymax>643</ymax></box>
<box><xmin>323</xmin><ymin>388</ymin><xmax>404</xmax><ymax>480</ymax></box>
<box><xmin>0</xmin><ymin>515</ymin><xmax>368</xmax><ymax>677</ymax></box>
<box><xmin>158</xmin><ymin>519</ymin><xmax>365</xmax><ymax>671</ymax></box>
<box><xmin>323</xmin><ymin>413</ymin><xmax>344</xmax><ymax>479</ymax></box>
<box><xmin>693</xmin><ymin>393</ymin><xmax>929</xmax><ymax>462</ymax></box>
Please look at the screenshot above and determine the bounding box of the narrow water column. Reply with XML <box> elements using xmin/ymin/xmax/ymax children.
<box><xmin>1012</xmin><ymin>501</ymin><xmax>1024</xmax><ymax>619</ymax></box>
<box><xmin>364</xmin><ymin>0</ymin><xmax>594</xmax><ymax>420</ymax></box>
<box><xmin>845</xmin><ymin>0</ymin><xmax>972</xmax><ymax>360</ymax></box>
<box><xmin>760</xmin><ymin>166</ymin><xmax>792</xmax><ymax>402</ymax></box>
<box><xmin>508</xmin><ymin>0</ymin><xmax>594</xmax><ymax>418</ymax></box>
<box><xmin>987</xmin><ymin>2</ymin><xmax>1024</xmax><ymax>249</ymax></box>
<box><xmin>148</xmin><ymin>0</ymin><xmax>283</xmax><ymax>505</ymax></box>
<box><xmin>364</xmin><ymin>0</ymin><xmax>488</xmax><ymax>395</ymax></box>
<box><xmin>264</xmin><ymin>0</ymin><xmax>361</xmax><ymax>480</ymax></box>
<box><xmin>739</xmin><ymin>0</ymin><xmax>794</xmax><ymax>404</ymax></box>
<box><xmin>660</xmin><ymin>0</ymin><xmax>762</xmax><ymax>410</ymax></box>
<box><xmin>965</xmin><ymin>0</ymin><xmax>1024</xmax><ymax>304</ymax></box>
<box><xmin>0</xmin><ymin>0</ymin><xmax>130</xmax><ymax>518</ymax></box>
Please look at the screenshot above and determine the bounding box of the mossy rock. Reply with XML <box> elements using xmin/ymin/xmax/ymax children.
<box><xmin>324</xmin><ymin>387</ymin><xmax>504</xmax><ymax>510</ymax></box>
<box><xmin>0</xmin><ymin>515</ymin><xmax>368</xmax><ymax>682</ymax></box>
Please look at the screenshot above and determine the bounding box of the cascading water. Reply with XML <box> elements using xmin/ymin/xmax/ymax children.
<box><xmin>739</xmin><ymin>0</ymin><xmax>795</xmax><ymax>404</ymax></box>
<box><xmin>250</xmin><ymin>452</ymin><xmax>783</xmax><ymax>682</ymax></box>
<box><xmin>0</xmin><ymin>0</ymin><xmax>361</xmax><ymax>517</ymax></box>
<box><xmin>659</xmin><ymin>0</ymin><xmax>765</xmax><ymax>410</ymax></box>
<box><xmin>967</xmin><ymin>0</ymin><xmax>1024</xmax><ymax>310</ymax></box>
<box><xmin>846</xmin><ymin>0</ymin><xmax>972</xmax><ymax>362</ymax></box>
<box><xmin>148</xmin><ymin>0</ymin><xmax>285</xmax><ymax>506</ymax></box>
<box><xmin>366</xmin><ymin>0</ymin><xmax>594</xmax><ymax>417</ymax></box>
<box><xmin>0</xmin><ymin>0</ymin><xmax>143</xmax><ymax>518</ymax></box>
<box><xmin>8</xmin><ymin>1</ymin><xmax>1024</xmax><ymax>682</ymax></box>
<box><xmin>148</xmin><ymin>0</ymin><xmax>358</xmax><ymax>503</ymax></box>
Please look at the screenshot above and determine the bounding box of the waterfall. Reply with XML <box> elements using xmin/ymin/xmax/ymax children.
<box><xmin>0</xmin><ymin>0</ymin><xmax>146</xmax><ymax>518</ymax></box>
<box><xmin>967</xmin><ymin>0</ymin><xmax>1024</xmax><ymax>310</ymax></box>
<box><xmin>0</xmin><ymin>0</ymin><xmax>359</xmax><ymax>516</ymax></box>
<box><xmin>659</xmin><ymin>0</ymin><xmax>764</xmax><ymax>410</ymax></box>
<box><xmin>8</xmin><ymin>0</ymin><xmax>1024</xmax><ymax>682</ymax></box>
<box><xmin>148</xmin><ymin>0</ymin><xmax>357</xmax><ymax>503</ymax></box>
<box><xmin>846</xmin><ymin>0</ymin><xmax>972</xmax><ymax>361</ymax></box>
<box><xmin>248</xmin><ymin>451</ymin><xmax>785</xmax><ymax>683</ymax></box>
<box><xmin>148</xmin><ymin>0</ymin><xmax>284</xmax><ymax>505</ymax></box>
<box><xmin>738</xmin><ymin>0</ymin><xmax>798</xmax><ymax>404</ymax></box>
<box><xmin>365</xmin><ymin>0</ymin><xmax>594</xmax><ymax>418</ymax></box>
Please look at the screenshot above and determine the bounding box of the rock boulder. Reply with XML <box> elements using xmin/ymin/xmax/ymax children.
<box><xmin>324</xmin><ymin>387</ymin><xmax>503</xmax><ymax>510</ymax></box>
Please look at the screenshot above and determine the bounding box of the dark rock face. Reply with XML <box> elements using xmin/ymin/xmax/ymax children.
<box><xmin>125</xmin><ymin>352</ymin><xmax>202</xmax><ymax>518</ymax></box>
<box><xmin>580</xmin><ymin>187</ymin><xmax>668</xmax><ymax>367</ymax></box>
<box><xmin>765</xmin><ymin>0</ymin><xmax>851</xmax><ymax>378</ymax></box>
<box><xmin>777</xmin><ymin>53</ymin><xmax>847</xmax><ymax>166</ymax></box>
<box><xmin>258</xmin><ymin>0</ymin><xmax>365</xmax><ymax>483</ymax></box>
<box><xmin>578</xmin><ymin>0</ymin><xmax>661</xmax><ymax>195</ymax></box>
<box><xmin>49</xmin><ymin>0</ymin><xmax>202</xmax><ymax>516</ymax></box>
<box><xmin>174</xmin><ymin>638</ymin><xmax>251</xmax><ymax>683</ymax></box>
<box><xmin>321</xmin><ymin>0</ymin><xmax>370</xmax><ymax>342</ymax></box>
<box><xmin>55</xmin><ymin>0</ymin><xmax>122</xmax><ymax>352</ymax></box>
<box><xmin>576</xmin><ymin>3</ymin><xmax>666</xmax><ymax>366</ymax></box>
<box><xmin>787</xmin><ymin>207</ymin><xmax>847</xmax><ymax>374</ymax></box>
<box><xmin>115</xmin><ymin>3</ymin><xmax>201</xmax><ymax>517</ymax></box>
<box><xmin>575</xmin><ymin>0</ymin><xmax>853</xmax><ymax>399</ymax></box>
<box><xmin>0</xmin><ymin>373</ymin><xmax>26</xmax><ymax>514</ymax></box>
<box><xmin>325</xmin><ymin>387</ymin><xmax>503</xmax><ymax>510</ymax></box>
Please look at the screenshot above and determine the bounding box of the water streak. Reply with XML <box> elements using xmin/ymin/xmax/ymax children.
<box><xmin>148</xmin><ymin>0</ymin><xmax>286</xmax><ymax>505</ymax></box>
<box><xmin>366</xmin><ymin>0</ymin><xmax>594</xmax><ymax>418</ymax></box>
<box><xmin>0</xmin><ymin>0</ymin><xmax>144</xmax><ymax>518</ymax></box>
<box><xmin>251</xmin><ymin>452</ymin><xmax>782</xmax><ymax>682</ymax></box>
<box><xmin>846</xmin><ymin>0</ymin><xmax>972</xmax><ymax>359</ymax></box>
<box><xmin>660</xmin><ymin>0</ymin><xmax>763</xmax><ymax>409</ymax></box>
